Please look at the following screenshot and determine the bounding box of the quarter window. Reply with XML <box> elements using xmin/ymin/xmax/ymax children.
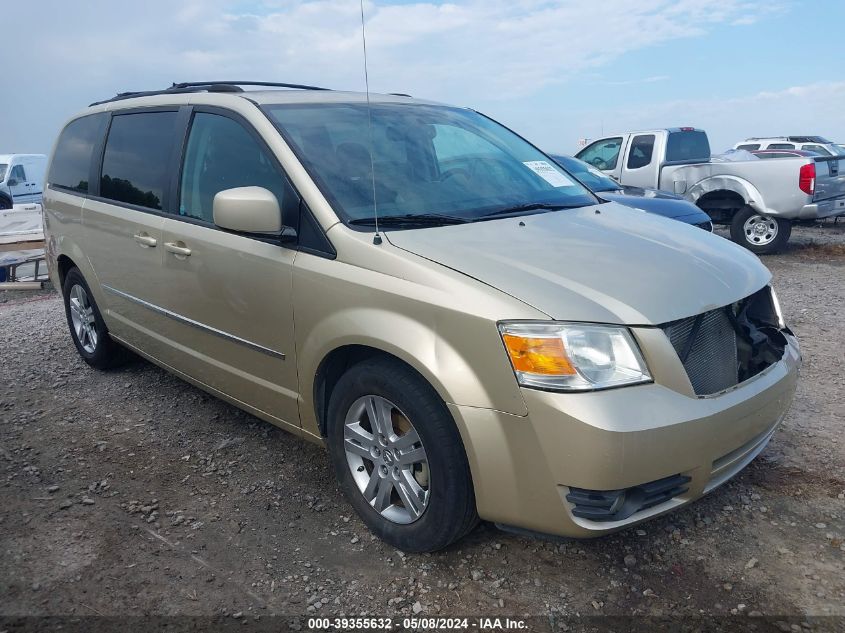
<box><xmin>736</xmin><ymin>144</ymin><xmax>760</xmax><ymax>151</ymax></box>
<box><xmin>767</xmin><ymin>143</ymin><xmax>795</xmax><ymax>150</ymax></box>
<box><xmin>100</xmin><ymin>112</ymin><xmax>178</xmax><ymax>210</ymax></box>
<box><xmin>576</xmin><ymin>137</ymin><xmax>623</xmax><ymax>170</ymax></box>
<box><xmin>49</xmin><ymin>114</ymin><xmax>107</xmax><ymax>194</ymax></box>
<box><xmin>626</xmin><ymin>134</ymin><xmax>655</xmax><ymax>169</ymax></box>
<box><xmin>179</xmin><ymin>113</ymin><xmax>289</xmax><ymax>224</ymax></box>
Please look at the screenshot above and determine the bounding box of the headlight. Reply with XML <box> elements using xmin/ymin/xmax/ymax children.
<box><xmin>499</xmin><ymin>322</ymin><xmax>652</xmax><ymax>391</ymax></box>
<box><xmin>769</xmin><ymin>285</ymin><xmax>785</xmax><ymax>329</ymax></box>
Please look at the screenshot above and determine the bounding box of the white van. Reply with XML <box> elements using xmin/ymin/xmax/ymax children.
<box><xmin>0</xmin><ymin>154</ymin><xmax>47</xmax><ymax>207</ymax></box>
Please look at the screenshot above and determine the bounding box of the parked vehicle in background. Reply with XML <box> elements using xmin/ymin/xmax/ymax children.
<box><xmin>0</xmin><ymin>202</ymin><xmax>44</xmax><ymax>244</ymax></box>
<box><xmin>734</xmin><ymin>136</ymin><xmax>845</xmax><ymax>157</ymax></box>
<box><xmin>576</xmin><ymin>128</ymin><xmax>845</xmax><ymax>253</ymax></box>
<box><xmin>43</xmin><ymin>81</ymin><xmax>800</xmax><ymax>552</ymax></box>
<box><xmin>550</xmin><ymin>154</ymin><xmax>712</xmax><ymax>231</ymax></box>
<box><xmin>751</xmin><ymin>149</ymin><xmax>820</xmax><ymax>160</ymax></box>
<box><xmin>0</xmin><ymin>154</ymin><xmax>47</xmax><ymax>207</ymax></box>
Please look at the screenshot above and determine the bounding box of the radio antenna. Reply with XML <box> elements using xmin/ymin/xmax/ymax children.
<box><xmin>359</xmin><ymin>0</ymin><xmax>381</xmax><ymax>245</ymax></box>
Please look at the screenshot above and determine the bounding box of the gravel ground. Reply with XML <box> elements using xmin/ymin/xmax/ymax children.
<box><xmin>1</xmin><ymin>223</ymin><xmax>843</xmax><ymax>628</ymax></box>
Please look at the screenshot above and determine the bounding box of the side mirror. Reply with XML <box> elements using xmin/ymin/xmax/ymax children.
<box><xmin>213</xmin><ymin>186</ymin><xmax>283</xmax><ymax>234</ymax></box>
<box><xmin>7</xmin><ymin>178</ymin><xmax>18</xmax><ymax>186</ymax></box>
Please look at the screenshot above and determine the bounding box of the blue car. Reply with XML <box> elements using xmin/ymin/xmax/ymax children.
<box><xmin>551</xmin><ymin>154</ymin><xmax>713</xmax><ymax>231</ymax></box>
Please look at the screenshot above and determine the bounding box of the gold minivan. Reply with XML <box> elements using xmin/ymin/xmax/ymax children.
<box><xmin>44</xmin><ymin>82</ymin><xmax>800</xmax><ymax>552</ymax></box>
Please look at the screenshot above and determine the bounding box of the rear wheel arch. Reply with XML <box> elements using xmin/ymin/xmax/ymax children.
<box><xmin>694</xmin><ymin>189</ymin><xmax>748</xmax><ymax>224</ymax></box>
<box><xmin>56</xmin><ymin>254</ymin><xmax>78</xmax><ymax>289</ymax></box>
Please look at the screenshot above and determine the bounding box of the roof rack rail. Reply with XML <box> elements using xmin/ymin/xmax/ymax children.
<box><xmin>171</xmin><ymin>80</ymin><xmax>331</xmax><ymax>91</ymax></box>
<box><xmin>744</xmin><ymin>135</ymin><xmax>832</xmax><ymax>144</ymax></box>
<box><xmin>89</xmin><ymin>80</ymin><xmax>331</xmax><ymax>107</ymax></box>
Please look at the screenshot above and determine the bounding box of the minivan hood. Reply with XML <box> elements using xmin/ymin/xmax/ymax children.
<box><xmin>386</xmin><ymin>202</ymin><xmax>769</xmax><ymax>325</ymax></box>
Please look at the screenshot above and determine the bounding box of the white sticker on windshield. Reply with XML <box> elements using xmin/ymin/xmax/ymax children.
<box><xmin>522</xmin><ymin>161</ymin><xmax>576</xmax><ymax>187</ymax></box>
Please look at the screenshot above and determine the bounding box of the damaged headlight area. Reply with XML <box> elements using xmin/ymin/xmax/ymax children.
<box><xmin>662</xmin><ymin>285</ymin><xmax>790</xmax><ymax>396</ymax></box>
<box><xmin>734</xmin><ymin>285</ymin><xmax>790</xmax><ymax>382</ymax></box>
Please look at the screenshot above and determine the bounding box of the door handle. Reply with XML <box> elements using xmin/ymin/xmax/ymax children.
<box><xmin>133</xmin><ymin>233</ymin><xmax>157</xmax><ymax>247</ymax></box>
<box><xmin>164</xmin><ymin>242</ymin><xmax>192</xmax><ymax>257</ymax></box>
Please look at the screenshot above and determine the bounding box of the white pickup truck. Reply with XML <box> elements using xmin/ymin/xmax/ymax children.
<box><xmin>575</xmin><ymin>128</ymin><xmax>845</xmax><ymax>253</ymax></box>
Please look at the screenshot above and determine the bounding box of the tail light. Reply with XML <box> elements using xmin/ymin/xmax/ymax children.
<box><xmin>799</xmin><ymin>163</ymin><xmax>815</xmax><ymax>195</ymax></box>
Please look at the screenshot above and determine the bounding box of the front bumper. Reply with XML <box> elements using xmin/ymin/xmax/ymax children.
<box><xmin>451</xmin><ymin>331</ymin><xmax>800</xmax><ymax>538</ymax></box>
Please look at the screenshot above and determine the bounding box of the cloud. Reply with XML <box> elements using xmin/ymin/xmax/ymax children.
<box><xmin>601</xmin><ymin>75</ymin><xmax>670</xmax><ymax>87</ymax></box>
<box><xmin>0</xmin><ymin>0</ymin><xmax>794</xmax><ymax>152</ymax></box>
<box><xmin>547</xmin><ymin>80</ymin><xmax>845</xmax><ymax>154</ymax></box>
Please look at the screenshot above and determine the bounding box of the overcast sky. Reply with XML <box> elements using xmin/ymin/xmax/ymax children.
<box><xmin>3</xmin><ymin>0</ymin><xmax>843</xmax><ymax>156</ymax></box>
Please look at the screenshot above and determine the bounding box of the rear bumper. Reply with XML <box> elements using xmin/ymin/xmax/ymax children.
<box><xmin>453</xmin><ymin>333</ymin><xmax>800</xmax><ymax>538</ymax></box>
<box><xmin>797</xmin><ymin>197</ymin><xmax>845</xmax><ymax>220</ymax></box>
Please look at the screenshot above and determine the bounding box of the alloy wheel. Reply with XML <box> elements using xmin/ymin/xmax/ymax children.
<box><xmin>343</xmin><ymin>395</ymin><xmax>430</xmax><ymax>524</ymax></box>
<box><xmin>68</xmin><ymin>284</ymin><xmax>98</xmax><ymax>354</ymax></box>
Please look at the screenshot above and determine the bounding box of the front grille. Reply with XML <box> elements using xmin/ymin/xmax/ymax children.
<box><xmin>662</xmin><ymin>308</ymin><xmax>738</xmax><ymax>395</ymax></box>
<box><xmin>566</xmin><ymin>474</ymin><xmax>691</xmax><ymax>522</ymax></box>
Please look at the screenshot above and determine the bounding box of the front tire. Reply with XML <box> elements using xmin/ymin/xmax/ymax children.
<box><xmin>730</xmin><ymin>206</ymin><xmax>791</xmax><ymax>254</ymax></box>
<box><xmin>326</xmin><ymin>358</ymin><xmax>478</xmax><ymax>552</ymax></box>
<box><xmin>62</xmin><ymin>267</ymin><xmax>128</xmax><ymax>369</ymax></box>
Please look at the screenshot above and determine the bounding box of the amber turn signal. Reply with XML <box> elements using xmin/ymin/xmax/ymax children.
<box><xmin>502</xmin><ymin>333</ymin><xmax>577</xmax><ymax>375</ymax></box>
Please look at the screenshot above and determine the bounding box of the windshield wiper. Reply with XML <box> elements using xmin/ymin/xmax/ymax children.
<box><xmin>349</xmin><ymin>213</ymin><xmax>470</xmax><ymax>227</ymax></box>
<box><xmin>480</xmin><ymin>202</ymin><xmax>585</xmax><ymax>218</ymax></box>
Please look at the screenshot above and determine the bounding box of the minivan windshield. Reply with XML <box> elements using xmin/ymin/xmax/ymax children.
<box><xmin>265</xmin><ymin>103</ymin><xmax>597</xmax><ymax>225</ymax></box>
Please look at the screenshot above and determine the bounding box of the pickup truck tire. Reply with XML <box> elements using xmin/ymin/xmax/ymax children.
<box><xmin>0</xmin><ymin>193</ymin><xmax>12</xmax><ymax>210</ymax></box>
<box><xmin>730</xmin><ymin>206</ymin><xmax>791</xmax><ymax>255</ymax></box>
<box><xmin>327</xmin><ymin>357</ymin><xmax>478</xmax><ymax>552</ymax></box>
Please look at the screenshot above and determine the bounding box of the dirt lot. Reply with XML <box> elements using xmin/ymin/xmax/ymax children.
<box><xmin>1</xmin><ymin>223</ymin><xmax>843</xmax><ymax>629</ymax></box>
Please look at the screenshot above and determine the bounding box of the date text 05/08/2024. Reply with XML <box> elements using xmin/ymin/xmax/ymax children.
<box><xmin>307</xmin><ymin>617</ymin><xmax>528</xmax><ymax>630</ymax></box>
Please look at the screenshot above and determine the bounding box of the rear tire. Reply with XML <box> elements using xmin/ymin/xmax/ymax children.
<box><xmin>326</xmin><ymin>358</ymin><xmax>478</xmax><ymax>552</ymax></box>
<box><xmin>730</xmin><ymin>206</ymin><xmax>791</xmax><ymax>254</ymax></box>
<box><xmin>62</xmin><ymin>267</ymin><xmax>129</xmax><ymax>369</ymax></box>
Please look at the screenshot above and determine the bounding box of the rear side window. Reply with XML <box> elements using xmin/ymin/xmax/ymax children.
<box><xmin>801</xmin><ymin>144</ymin><xmax>830</xmax><ymax>156</ymax></box>
<box><xmin>665</xmin><ymin>131</ymin><xmax>710</xmax><ymax>163</ymax></box>
<box><xmin>49</xmin><ymin>114</ymin><xmax>107</xmax><ymax>193</ymax></box>
<box><xmin>179</xmin><ymin>113</ymin><xmax>289</xmax><ymax>224</ymax></box>
<box><xmin>576</xmin><ymin>137</ymin><xmax>623</xmax><ymax>170</ymax></box>
<box><xmin>626</xmin><ymin>134</ymin><xmax>655</xmax><ymax>169</ymax></box>
<box><xmin>767</xmin><ymin>143</ymin><xmax>795</xmax><ymax>150</ymax></box>
<box><xmin>100</xmin><ymin>112</ymin><xmax>178</xmax><ymax>210</ymax></box>
<box><xmin>736</xmin><ymin>144</ymin><xmax>760</xmax><ymax>151</ymax></box>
